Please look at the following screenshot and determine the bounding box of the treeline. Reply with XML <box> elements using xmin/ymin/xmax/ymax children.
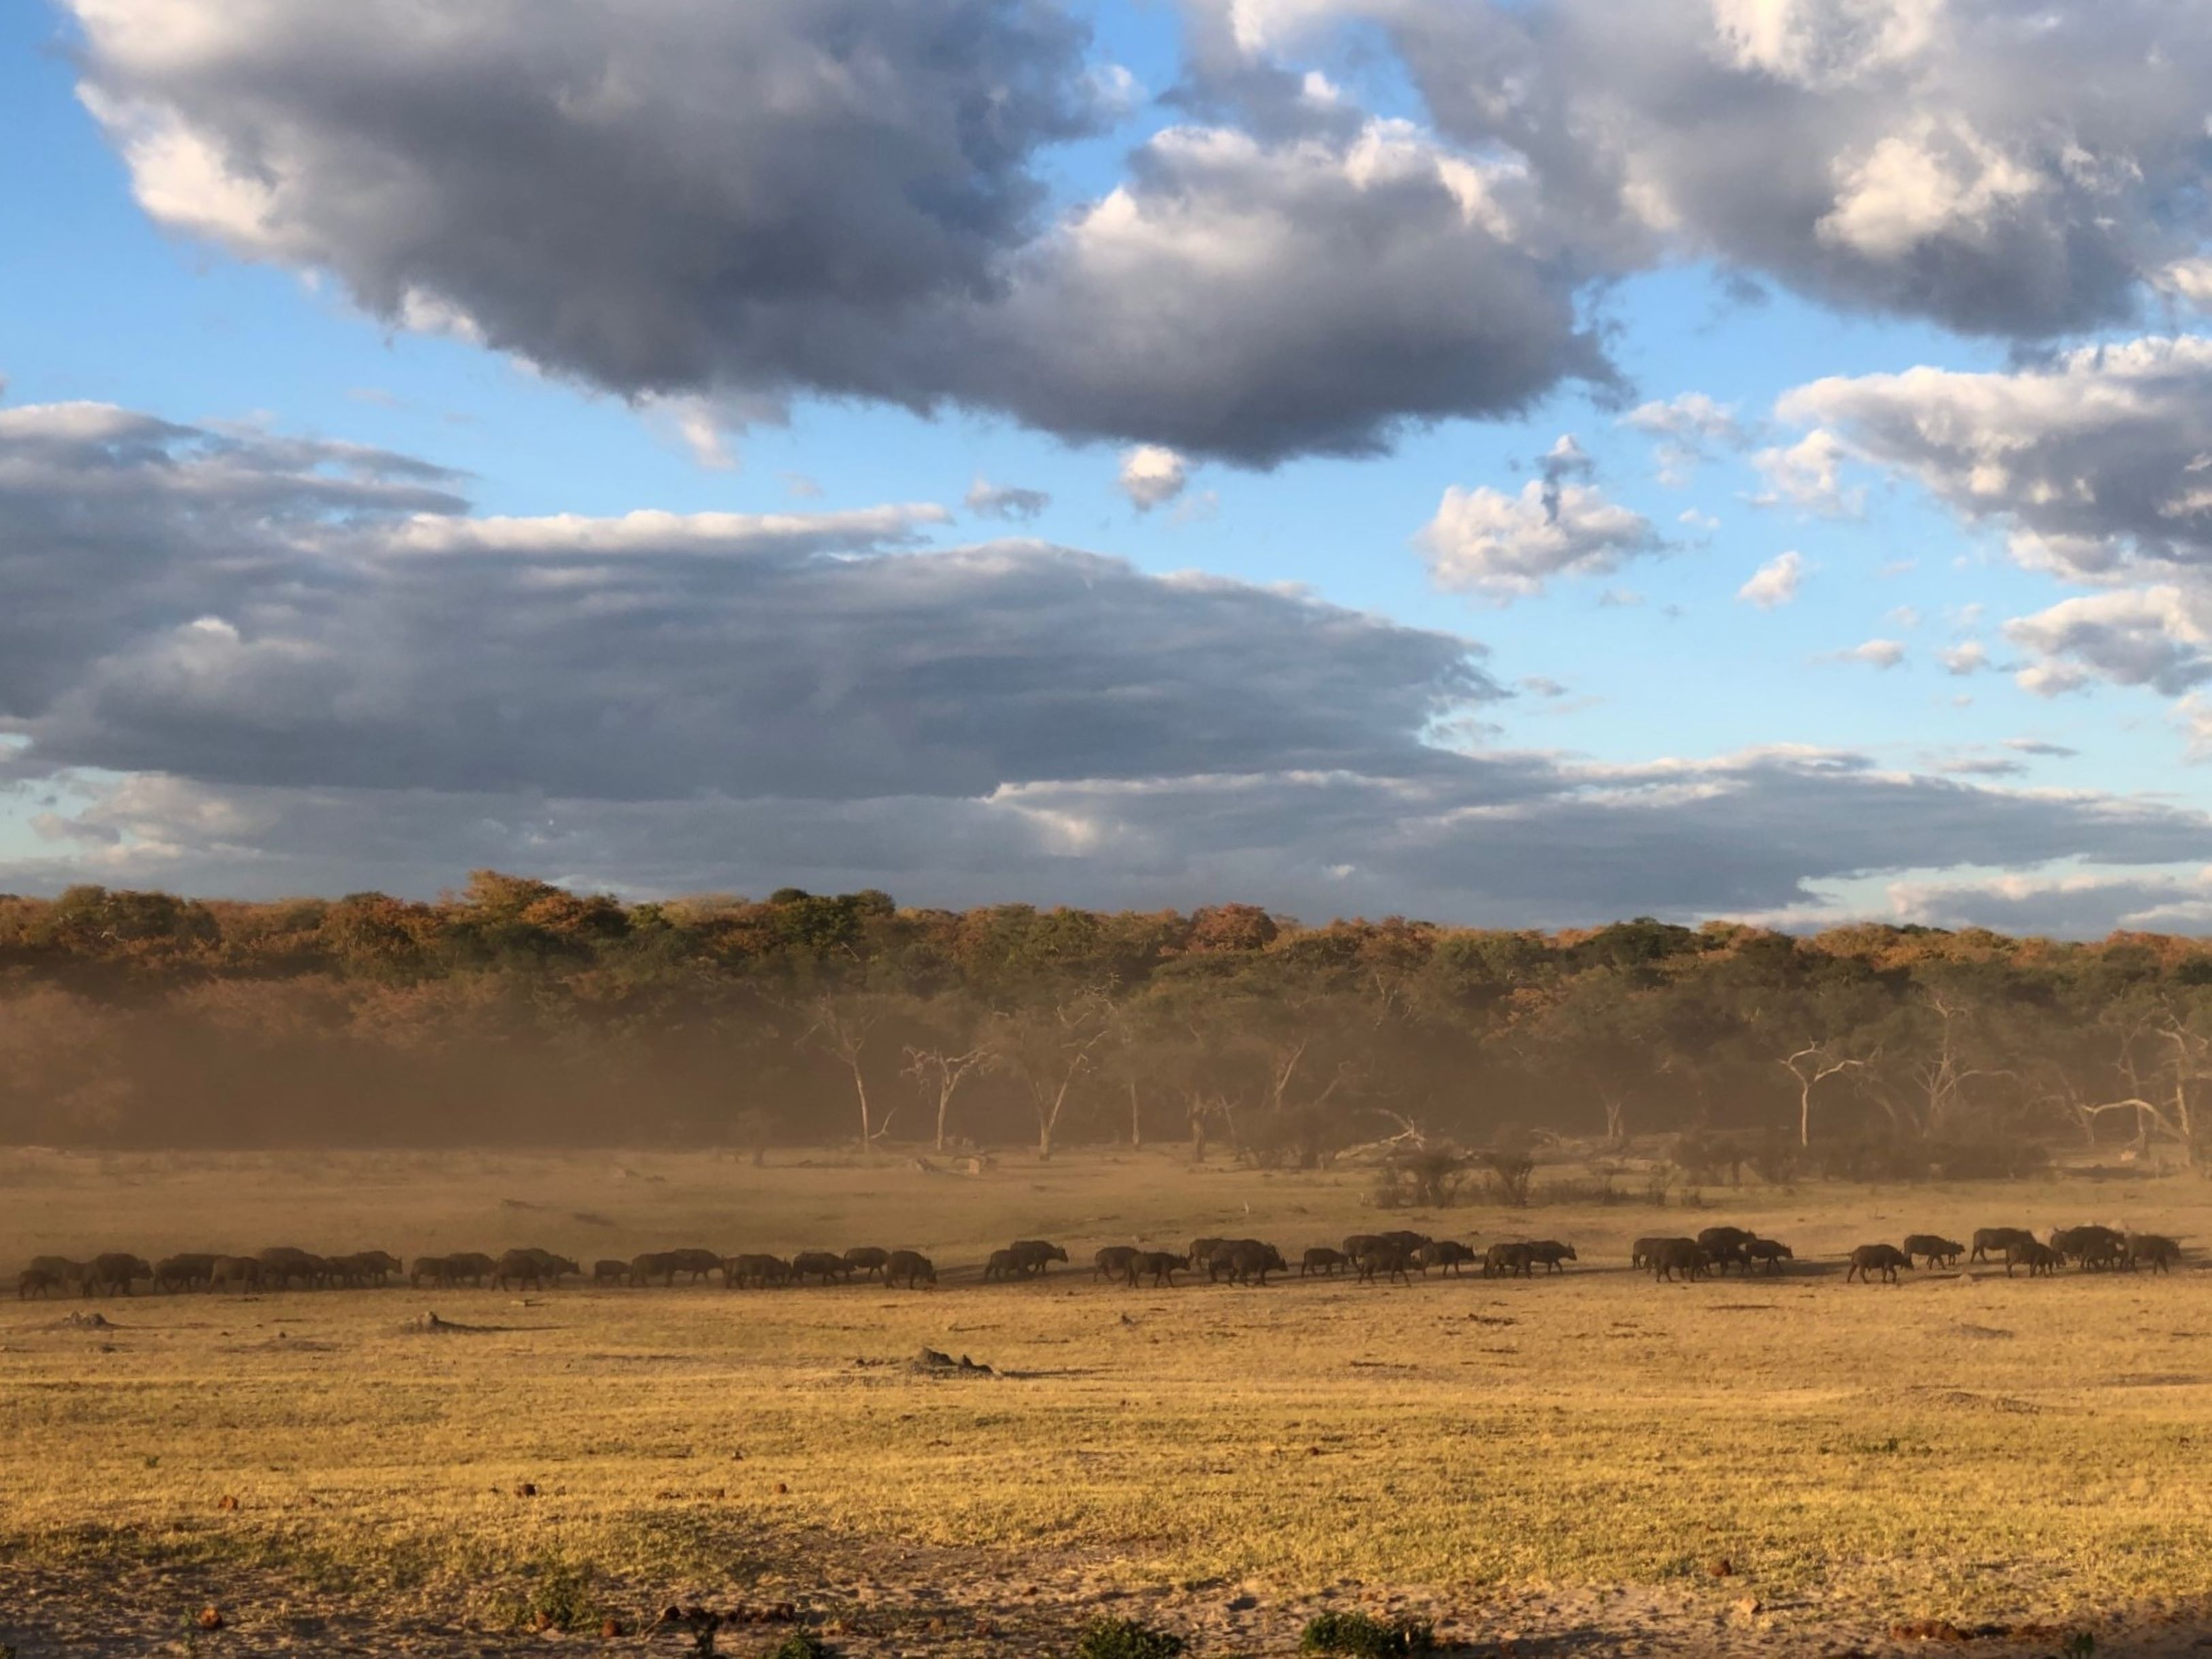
<box><xmin>4</xmin><ymin>873</ymin><xmax>2212</xmax><ymax>1173</ymax></box>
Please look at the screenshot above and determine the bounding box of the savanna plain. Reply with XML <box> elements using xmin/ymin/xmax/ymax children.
<box><xmin>4</xmin><ymin>1147</ymin><xmax>2210</xmax><ymax>1658</ymax></box>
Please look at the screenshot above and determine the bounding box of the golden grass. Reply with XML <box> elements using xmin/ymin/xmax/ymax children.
<box><xmin>3</xmin><ymin>1146</ymin><xmax>2209</xmax><ymax>1649</ymax></box>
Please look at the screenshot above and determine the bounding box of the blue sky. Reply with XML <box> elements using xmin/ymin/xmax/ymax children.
<box><xmin>4</xmin><ymin>0</ymin><xmax>2211</xmax><ymax>932</ymax></box>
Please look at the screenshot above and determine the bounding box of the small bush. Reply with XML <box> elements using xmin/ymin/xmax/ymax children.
<box><xmin>1075</xmin><ymin>1615</ymin><xmax>1188</xmax><ymax>1659</ymax></box>
<box><xmin>768</xmin><ymin>1632</ymin><xmax>831</xmax><ymax>1659</ymax></box>
<box><xmin>521</xmin><ymin>1557</ymin><xmax>605</xmax><ymax>1633</ymax></box>
<box><xmin>1299</xmin><ymin>1610</ymin><xmax>1436</xmax><ymax>1656</ymax></box>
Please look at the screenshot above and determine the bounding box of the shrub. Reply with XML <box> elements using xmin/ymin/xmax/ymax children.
<box><xmin>768</xmin><ymin>1633</ymin><xmax>831</xmax><ymax>1659</ymax></box>
<box><xmin>1299</xmin><ymin>1610</ymin><xmax>1436</xmax><ymax>1656</ymax></box>
<box><xmin>1075</xmin><ymin>1616</ymin><xmax>1188</xmax><ymax>1659</ymax></box>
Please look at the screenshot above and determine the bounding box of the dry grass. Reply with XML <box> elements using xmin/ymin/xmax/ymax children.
<box><xmin>3</xmin><ymin>1145</ymin><xmax>2209</xmax><ymax>1654</ymax></box>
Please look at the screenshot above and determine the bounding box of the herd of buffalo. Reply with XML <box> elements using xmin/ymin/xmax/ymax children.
<box><xmin>12</xmin><ymin>1223</ymin><xmax>2189</xmax><ymax>1299</ymax></box>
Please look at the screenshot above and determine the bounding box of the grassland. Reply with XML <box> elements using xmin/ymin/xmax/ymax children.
<box><xmin>3</xmin><ymin>1145</ymin><xmax>2211</xmax><ymax>1656</ymax></box>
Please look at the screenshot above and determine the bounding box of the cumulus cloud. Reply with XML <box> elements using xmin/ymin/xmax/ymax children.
<box><xmin>965</xmin><ymin>477</ymin><xmax>1053</xmax><ymax>521</ymax></box>
<box><xmin>1738</xmin><ymin>551</ymin><xmax>1809</xmax><ymax>609</ymax></box>
<box><xmin>1751</xmin><ymin>429</ymin><xmax>1863</xmax><ymax>516</ymax></box>
<box><xmin>1779</xmin><ymin>338</ymin><xmax>2212</xmax><ymax>582</ymax></box>
<box><xmin>0</xmin><ymin>398</ymin><xmax>1499</xmax><ymax>802</ymax></box>
<box><xmin>1118</xmin><ymin>446</ymin><xmax>1189</xmax><ymax>511</ymax></box>
<box><xmin>1419</xmin><ymin>436</ymin><xmax>1658</xmax><ymax>598</ymax></box>
<box><xmin>1940</xmin><ymin>640</ymin><xmax>1992</xmax><ymax>675</ymax></box>
<box><xmin>2004</xmin><ymin>587</ymin><xmax>2212</xmax><ymax>698</ymax></box>
<box><xmin>66</xmin><ymin>1</ymin><xmax>1607</xmax><ymax>465</ymax></box>
<box><xmin>5</xmin><ymin>392</ymin><xmax>2209</xmax><ymax>930</ymax></box>
<box><xmin>1822</xmin><ymin>638</ymin><xmax>1907</xmax><ymax>669</ymax></box>
<box><xmin>1248</xmin><ymin>0</ymin><xmax>2212</xmax><ymax>338</ymax></box>
<box><xmin>1621</xmin><ymin>391</ymin><xmax>1746</xmax><ymax>482</ymax></box>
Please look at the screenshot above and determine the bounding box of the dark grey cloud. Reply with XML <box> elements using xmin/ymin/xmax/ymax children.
<box><xmin>1301</xmin><ymin>0</ymin><xmax>2212</xmax><ymax>337</ymax></box>
<box><xmin>1776</xmin><ymin>339</ymin><xmax>2212</xmax><ymax>701</ymax></box>
<box><xmin>71</xmin><ymin>0</ymin><xmax>1605</xmax><ymax>465</ymax></box>
<box><xmin>13</xmin><ymin>745</ymin><xmax>2212</xmax><ymax>931</ymax></box>
<box><xmin>0</xmin><ymin>397</ymin><xmax>1497</xmax><ymax>801</ymax></box>
<box><xmin>8</xmin><ymin>392</ymin><xmax>2209</xmax><ymax>930</ymax></box>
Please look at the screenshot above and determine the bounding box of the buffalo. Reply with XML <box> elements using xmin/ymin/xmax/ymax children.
<box><xmin>983</xmin><ymin>1248</ymin><xmax>1021</xmax><ymax>1282</ymax></box>
<box><xmin>1301</xmin><ymin>1246</ymin><xmax>1347</xmax><ymax>1277</ymax></box>
<box><xmin>1211</xmin><ymin>1241</ymin><xmax>1286</xmax><ymax>1286</ymax></box>
<box><xmin>592</xmin><ymin>1258</ymin><xmax>631</xmax><ymax>1285</ymax></box>
<box><xmin>1419</xmin><ymin>1240</ymin><xmax>1479</xmax><ymax>1276</ymax></box>
<box><xmin>16</xmin><ymin>1267</ymin><xmax>59</xmax><ymax>1299</ymax></box>
<box><xmin>209</xmin><ymin>1255</ymin><xmax>262</xmax><ymax>1292</ymax></box>
<box><xmin>1743</xmin><ymin>1238</ymin><xmax>1794</xmax><ymax>1273</ymax></box>
<box><xmin>1010</xmin><ymin>1241</ymin><xmax>1069</xmax><ymax>1276</ymax></box>
<box><xmin>1971</xmin><ymin>1227</ymin><xmax>2036</xmax><ymax>1266</ymax></box>
<box><xmin>409</xmin><ymin>1256</ymin><xmax>456</xmax><ymax>1290</ymax></box>
<box><xmin>2127</xmin><ymin>1233</ymin><xmax>2183</xmax><ymax>1273</ymax></box>
<box><xmin>2051</xmin><ymin>1226</ymin><xmax>2126</xmax><ymax>1271</ymax></box>
<box><xmin>884</xmin><ymin>1250</ymin><xmax>936</xmax><ymax>1289</ymax></box>
<box><xmin>154</xmin><ymin>1253</ymin><xmax>218</xmax><ymax>1293</ymax></box>
<box><xmin>1696</xmin><ymin>1227</ymin><xmax>1755</xmax><ymax>1275</ymax></box>
<box><xmin>84</xmin><ymin>1254</ymin><xmax>152</xmax><ymax>1297</ymax></box>
<box><xmin>1484</xmin><ymin>1241</ymin><xmax>1535</xmax><ymax>1280</ymax></box>
<box><xmin>790</xmin><ymin>1250</ymin><xmax>849</xmax><ymax>1286</ymax></box>
<box><xmin>842</xmin><ymin>1247</ymin><xmax>892</xmax><ymax>1282</ymax></box>
<box><xmin>1845</xmin><ymin>1243</ymin><xmax>1911</xmax><ymax>1284</ymax></box>
<box><xmin>1647</xmin><ymin>1239</ymin><xmax>1709</xmax><ymax>1282</ymax></box>
<box><xmin>724</xmin><ymin>1253</ymin><xmax>790</xmax><ymax>1289</ymax></box>
<box><xmin>493</xmin><ymin>1248</ymin><xmax>578</xmax><ymax>1290</ymax></box>
<box><xmin>1134</xmin><ymin>1250</ymin><xmax>1186</xmax><ymax>1286</ymax></box>
<box><xmin>1351</xmin><ymin>1240</ymin><xmax>1415</xmax><ymax>1286</ymax></box>
<box><xmin>2016</xmin><ymin>1240</ymin><xmax>2063</xmax><ymax>1277</ymax></box>
<box><xmin>1094</xmin><ymin>1245</ymin><xmax>1141</xmax><ymax>1284</ymax></box>
<box><xmin>1524</xmin><ymin>1240</ymin><xmax>1576</xmax><ymax>1274</ymax></box>
<box><xmin>1902</xmin><ymin>1235</ymin><xmax>1963</xmax><ymax>1269</ymax></box>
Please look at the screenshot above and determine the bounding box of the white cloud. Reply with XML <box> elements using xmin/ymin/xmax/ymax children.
<box><xmin>1940</xmin><ymin>641</ymin><xmax>1991</xmax><ymax>676</ymax></box>
<box><xmin>1822</xmin><ymin>638</ymin><xmax>1906</xmax><ymax>670</ymax></box>
<box><xmin>1751</xmin><ymin>429</ymin><xmax>1863</xmax><ymax>516</ymax></box>
<box><xmin>1419</xmin><ymin>474</ymin><xmax>1657</xmax><ymax>599</ymax></box>
<box><xmin>964</xmin><ymin>477</ymin><xmax>1052</xmax><ymax>521</ymax></box>
<box><xmin>1118</xmin><ymin>446</ymin><xmax>1189</xmax><ymax>511</ymax></box>
<box><xmin>1737</xmin><ymin>551</ymin><xmax>1808</xmax><ymax>609</ymax></box>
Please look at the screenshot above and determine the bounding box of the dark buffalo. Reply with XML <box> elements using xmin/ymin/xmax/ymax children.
<box><xmin>1135</xmin><ymin>1250</ymin><xmax>1185</xmax><ymax>1286</ymax></box>
<box><xmin>1419</xmin><ymin>1241</ymin><xmax>1479</xmax><ymax>1276</ymax></box>
<box><xmin>332</xmin><ymin>1250</ymin><xmax>401</xmax><ymax>1288</ymax></box>
<box><xmin>257</xmin><ymin>1247</ymin><xmax>331</xmax><ymax>1290</ymax></box>
<box><xmin>1485</xmin><ymin>1241</ymin><xmax>1535</xmax><ymax>1280</ymax></box>
<box><xmin>1902</xmin><ymin>1235</ymin><xmax>1963</xmax><ymax>1269</ymax></box>
<box><xmin>2127</xmin><ymin>1233</ymin><xmax>2183</xmax><ymax>1273</ymax></box>
<box><xmin>1094</xmin><ymin>1245</ymin><xmax>1141</xmax><ymax>1284</ymax></box>
<box><xmin>791</xmin><ymin>1250</ymin><xmax>848</xmax><ymax>1285</ymax></box>
<box><xmin>1845</xmin><ymin>1243</ymin><xmax>1911</xmax><ymax>1284</ymax></box>
<box><xmin>84</xmin><ymin>1253</ymin><xmax>152</xmax><ymax>1297</ymax></box>
<box><xmin>1213</xmin><ymin>1241</ymin><xmax>1286</xmax><ymax>1286</ymax></box>
<box><xmin>2052</xmin><ymin>1226</ymin><xmax>2126</xmax><ymax>1271</ymax></box>
<box><xmin>660</xmin><ymin>1248</ymin><xmax>725</xmax><ymax>1284</ymax></box>
<box><xmin>493</xmin><ymin>1248</ymin><xmax>578</xmax><ymax>1290</ymax></box>
<box><xmin>1629</xmin><ymin>1237</ymin><xmax>1674</xmax><ymax>1269</ymax></box>
<box><xmin>1524</xmin><ymin>1240</ymin><xmax>1576</xmax><ymax>1274</ymax></box>
<box><xmin>444</xmin><ymin>1252</ymin><xmax>497</xmax><ymax>1287</ymax></box>
<box><xmin>885</xmin><ymin>1250</ymin><xmax>937</xmax><ymax>1289</ymax></box>
<box><xmin>1971</xmin><ymin>1227</ymin><xmax>2036</xmax><ymax>1265</ymax></box>
<box><xmin>983</xmin><ymin>1248</ymin><xmax>1021</xmax><ymax>1282</ymax></box>
<box><xmin>409</xmin><ymin>1255</ymin><xmax>456</xmax><ymax>1289</ymax></box>
<box><xmin>1351</xmin><ymin>1241</ymin><xmax>1414</xmax><ymax>1286</ymax></box>
<box><xmin>592</xmin><ymin>1258</ymin><xmax>631</xmax><ymax>1286</ymax></box>
<box><xmin>2016</xmin><ymin>1240</ymin><xmax>2063</xmax><ymax>1277</ymax></box>
<box><xmin>724</xmin><ymin>1253</ymin><xmax>790</xmax><ymax>1289</ymax></box>
<box><xmin>1340</xmin><ymin>1233</ymin><xmax>1384</xmax><ymax>1262</ymax></box>
<box><xmin>1744</xmin><ymin>1238</ymin><xmax>1794</xmax><ymax>1273</ymax></box>
<box><xmin>27</xmin><ymin>1256</ymin><xmax>86</xmax><ymax>1291</ymax></box>
<box><xmin>17</xmin><ymin>1267</ymin><xmax>59</xmax><ymax>1299</ymax></box>
<box><xmin>842</xmin><ymin>1247</ymin><xmax>892</xmax><ymax>1282</ymax></box>
<box><xmin>1696</xmin><ymin>1227</ymin><xmax>1755</xmax><ymax>1275</ymax></box>
<box><xmin>1010</xmin><ymin>1241</ymin><xmax>1069</xmax><ymax>1276</ymax></box>
<box><xmin>630</xmin><ymin>1251</ymin><xmax>679</xmax><ymax>1286</ymax></box>
<box><xmin>209</xmin><ymin>1255</ymin><xmax>262</xmax><ymax>1292</ymax></box>
<box><xmin>1647</xmin><ymin>1239</ymin><xmax>1708</xmax><ymax>1282</ymax></box>
<box><xmin>154</xmin><ymin>1253</ymin><xmax>218</xmax><ymax>1293</ymax></box>
<box><xmin>1301</xmin><ymin>1246</ymin><xmax>1348</xmax><ymax>1277</ymax></box>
